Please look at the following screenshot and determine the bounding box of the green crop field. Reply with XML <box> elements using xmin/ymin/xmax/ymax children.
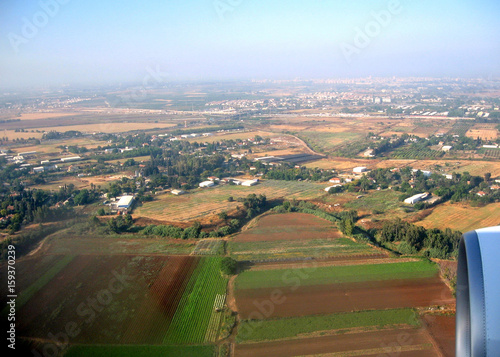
<box><xmin>235</xmin><ymin>260</ymin><xmax>438</xmax><ymax>290</ymax></box>
<box><xmin>229</xmin><ymin>238</ymin><xmax>377</xmax><ymax>261</ymax></box>
<box><xmin>237</xmin><ymin>308</ymin><xmax>419</xmax><ymax>342</ymax></box>
<box><xmin>164</xmin><ymin>257</ymin><xmax>228</xmax><ymax>344</ymax></box>
<box><xmin>64</xmin><ymin>345</ymin><xmax>215</xmax><ymax>357</ymax></box>
<box><xmin>135</xmin><ymin>180</ymin><xmax>325</xmax><ymax>221</ymax></box>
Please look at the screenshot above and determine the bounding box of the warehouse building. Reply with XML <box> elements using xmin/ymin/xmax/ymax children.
<box><xmin>404</xmin><ymin>193</ymin><xmax>429</xmax><ymax>205</ymax></box>
<box><xmin>115</xmin><ymin>195</ymin><xmax>135</xmax><ymax>213</ymax></box>
<box><xmin>353</xmin><ymin>167</ymin><xmax>368</xmax><ymax>174</ymax></box>
<box><xmin>199</xmin><ymin>181</ymin><xmax>215</xmax><ymax>188</ymax></box>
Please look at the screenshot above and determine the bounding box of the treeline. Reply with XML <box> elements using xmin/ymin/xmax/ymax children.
<box><xmin>170</xmin><ymin>124</ymin><xmax>244</xmax><ymax>136</ymax></box>
<box><xmin>378</xmin><ymin>218</ymin><xmax>461</xmax><ymax>259</ymax></box>
<box><xmin>42</xmin><ymin>130</ymin><xmax>83</xmax><ymax>140</ymax></box>
<box><xmin>0</xmin><ymin>223</ymin><xmax>62</xmax><ymax>260</ymax></box>
<box><xmin>264</xmin><ymin>165</ymin><xmax>332</xmax><ymax>182</ymax></box>
<box><xmin>372</xmin><ymin>135</ymin><xmax>407</xmax><ymax>155</ymax></box>
<box><xmin>0</xmin><ymin>184</ymin><xmax>98</xmax><ymax>232</ymax></box>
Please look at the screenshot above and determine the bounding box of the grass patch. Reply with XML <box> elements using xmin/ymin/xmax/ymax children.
<box><xmin>64</xmin><ymin>345</ymin><xmax>215</xmax><ymax>357</ymax></box>
<box><xmin>237</xmin><ymin>308</ymin><xmax>419</xmax><ymax>342</ymax></box>
<box><xmin>235</xmin><ymin>260</ymin><xmax>438</xmax><ymax>290</ymax></box>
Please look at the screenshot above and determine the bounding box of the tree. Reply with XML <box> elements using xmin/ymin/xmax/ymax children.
<box><xmin>218</xmin><ymin>211</ymin><xmax>228</xmax><ymax>222</ymax></box>
<box><xmin>73</xmin><ymin>189</ymin><xmax>89</xmax><ymax>205</ymax></box>
<box><xmin>485</xmin><ymin>172</ymin><xmax>491</xmax><ymax>182</ymax></box>
<box><xmin>220</xmin><ymin>257</ymin><xmax>238</xmax><ymax>275</ymax></box>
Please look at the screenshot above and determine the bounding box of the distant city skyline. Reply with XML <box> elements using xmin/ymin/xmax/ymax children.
<box><xmin>1</xmin><ymin>0</ymin><xmax>499</xmax><ymax>89</ymax></box>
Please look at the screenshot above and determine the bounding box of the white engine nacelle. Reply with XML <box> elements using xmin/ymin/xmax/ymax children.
<box><xmin>456</xmin><ymin>227</ymin><xmax>500</xmax><ymax>356</ymax></box>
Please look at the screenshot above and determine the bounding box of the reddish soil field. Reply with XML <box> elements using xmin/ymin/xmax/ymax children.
<box><xmin>17</xmin><ymin>255</ymin><xmax>199</xmax><ymax>346</ymax></box>
<box><xmin>423</xmin><ymin>315</ymin><xmax>456</xmax><ymax>357</ymax></box>
<box><xmin>235</xmin><ymin>328</ymin><xmax>437</xmax><ymax>357</ymax></box>
<box><xmin>236</xmin><ymin>276</ymin><xmax>454</xmax><ymax>319</ymax></box>
<box><xmin>236</xmin><ymin>213</ymin><xmax>341</xmax><ymax>242</ymax></box>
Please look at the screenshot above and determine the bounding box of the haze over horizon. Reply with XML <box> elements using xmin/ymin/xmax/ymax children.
<box><xmin>1</xmin><ymin>0</ymin><xmax>499</xmax><ymax>89</ymax></box>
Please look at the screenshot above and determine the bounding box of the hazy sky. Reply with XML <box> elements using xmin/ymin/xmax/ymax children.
<box><xmin>1</xmin><ymin>0</ymin><xmax>499</xmax><ymax>89</ymax></box>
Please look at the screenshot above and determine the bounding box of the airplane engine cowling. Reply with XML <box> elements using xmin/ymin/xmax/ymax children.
<box><xmin>456</xmin><ymin>227</ymin><xmax>500</xmax><ymax>357</ymax></box>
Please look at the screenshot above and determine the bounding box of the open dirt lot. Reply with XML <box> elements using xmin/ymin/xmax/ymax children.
<box><xmin>235</xmin><ymin>276</ymin><xmax>454</xmax><ymax>319</ymax></box>
<box><xmin>235</xmin><ymin>328</ymin><xmax>437</xmax><ymax>357</ymax></box>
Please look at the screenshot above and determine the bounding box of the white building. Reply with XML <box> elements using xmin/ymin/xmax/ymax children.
<box><xmin>442</xmin><ymin>145</ymin><xmax>453</xmax><ymax>152</ymax></box>
<box><xmin>412</xmin><ymin>169</ymin><xmax>432</xmax><ymax>177</ymax></box>
<box><xmin>353</xmin><ymin>167</ymin><xmax>368</xmax><ymax>174</ymax></box>
<box><xmin>242</xmin><ymin>179</ymin><xmax>259</xmax><ymax>186</ymax></box>
<box><xmin>116</xmin><ymin>195</ymin><xmax>134</xmax><ymax>212</ymax></box>
<box><xmin>404</xmin><ymin>193</ymin><xmax>429</xmax><ymax>205</ymax></box>
<box><xmin>171</xmin><ymin>189</ymin><xmax>186</xmax><ymax>195</ymax></box>
<box><xmin>60</xmin><ymin>156</ymin><xmax>82</xmax><ymax>163</ymax></box>
<box><xmin>199</xmin><ymin>181</ymin><xmax>215</xmax><ymax>188</ymax></box>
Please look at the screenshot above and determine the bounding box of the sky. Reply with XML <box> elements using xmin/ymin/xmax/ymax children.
<box><xmin>0</xmin><ymin>0</ymin><xmax>499</xmax><ymax>89</ymax></box>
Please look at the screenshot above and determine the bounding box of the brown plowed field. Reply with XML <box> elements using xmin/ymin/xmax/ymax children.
<box><xmin>235</xmin><ymin>328</ymin><xmax>435</xmax><ymax>357</ymax></box>
<box><xmin>17</xmin><ymin>255</ymin><xmax>199</xmax><ymax>345</ymax></box>
<box><xmin>236</xmin><ymin>276</ymin><xmax>454</xmax><ymax>319</ymax></box>
<box><xmin>423</xmin><ymin>315</ymin><xmax>456</xmax><ymax>357</ymax></box>
<box><xmin>236</xmin><ymin>213</ymin><xmax>340</xmax><ymax>242</ymax></box>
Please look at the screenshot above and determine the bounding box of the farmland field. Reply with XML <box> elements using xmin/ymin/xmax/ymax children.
<box><xmin>237</xmin><ymin>308</ymin><xmax>419</xmax><ymax>342</ymax></box>
<box><xmin>134</xmin><ymin>180</ymin><xmax>325</xmax><ymax>222</ymax></box>
<box><xmin>235</xmin><ymin>213</ymin><xmax>338</xmax><ymax>242</ymax></box>
<box><xmin>12</xmin><ymin>253</ymin><xmax>230</xmax><ymax>356</ymax></box>
<box><xmin>27</xmin><ymin>122</ymin><xmax>177</xmax><ymax>134</ymax></box>
<box><xmin>42</xmin><ymin>234</ymin><xmax>197</xmax><ymax>255</ymax></box>
<box><xmin>299</xmin><ymin>130</ymin><xmax>363</xmax><ymax>152</ymax></box>
<box><xmin>163</xmin><ymin>257</ymin><xmax>228</xmax><ymax>344</ymax></box>
<box><xmin>235</xmin><ymin>260</ymin><xmax>438</xmax><ymax>290</ymax></box>
<box><xmin>342</xmin><ymin>189</ymin><xmax>405</xmax><ymax>214</ymax></box>
<box><xmin>416</xmin><ymin>201</ymin><xmax>500</xmax><ymax>233</ymax></box>
<box><xmin>65</xmin><ymin>345</ymin><xmax>215</xmax><ymax>357</ymax></box>
<box><xmin>235</xmin><ymin>328</ymin><xmax>437</xmax><ymax>357</ymax></box>
<box><xmin>229</xmin><ymin>237</ymin><xmax>379</xmax><ymax>262</ymax></box>
<box><xmin>187</xmin><ymin>130</ymin><xmax>274</xmax><ymax>143</ymax></box>
<box><xmin>235</xmin><ymin>275</ymin><xmax>452</xmax><ymax>319</ymax></box>
<box><xmin>16</xmin><ymin>255</ymin><xmax>199</xmax><ymax>344</ymax></box>
<box><xmin>229</xmin><ymin>212</ymin><xmax>381</xmax><ymax>261</ymax></box>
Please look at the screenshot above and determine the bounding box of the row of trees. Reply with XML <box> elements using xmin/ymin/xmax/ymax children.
<box><xmin>378</xmin><ymin>218</ymin><xmax>461</xmax><ymax>258</ymax></box>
